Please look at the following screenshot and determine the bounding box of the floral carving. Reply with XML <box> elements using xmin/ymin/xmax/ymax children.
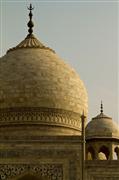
<box><xmin>0</xmin><ymin>164</ymin><xmax>63</xmax><ymax>180</ymax></box>
<box><xmin>0</xmin><ymin>107</ymin><xmax>81</xmax><ymax>130</ymax></box>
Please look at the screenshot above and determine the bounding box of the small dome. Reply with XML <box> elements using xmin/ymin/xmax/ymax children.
<box><xmin>86</xmin><ymin>112</ymin><xmax>119</xmax><ymax>140</ymax></box>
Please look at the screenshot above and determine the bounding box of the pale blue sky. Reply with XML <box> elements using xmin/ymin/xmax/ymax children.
<box><xmin>0</xmin><ymin>0</ymin><xmax>118</xmax><ymax>124</ymax></box>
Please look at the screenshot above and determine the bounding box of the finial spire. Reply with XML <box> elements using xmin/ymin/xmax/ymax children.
<box><xmin>27</xmin><ymin>4</ymin><xmax>34</xmax><ymax>35</ymax></box>
<box><xmin>100</xmin><ymin>100</ymin><xmax>103</xmax><ymax>113</ymax></box>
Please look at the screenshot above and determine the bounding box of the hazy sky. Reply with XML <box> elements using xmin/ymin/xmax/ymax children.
<box><xmin>0</xmin><ymin>0</ymin><xmax>118</xmax><ymax>124</ymax></box>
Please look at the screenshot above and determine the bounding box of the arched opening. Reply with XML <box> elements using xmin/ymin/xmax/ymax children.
<box><xmin>87</xmin><ymin>146</ymin><xmax>95</xmax><ymax>160</ymax></box>
<box><xmin>113</xmin><ymin>151</ymin><xmax>118</xmax><ymax>160</ymax></box>
<box><xmin>87</xmin><ymin>152</ymin><xmax>93</xmax><ymax>160</ymax></box>
<box><xmin>98</xmin><ymin>146</ymin><xmax>109</xmax><ymax>160</ymax></box>
<box><xmin>17</xmin><ymin>174</ymin><xmax>49</xmax><ymax>180</ymax></box>
<box><xmin>98</xmin><ymin>152</ymin><xmax>107</xmax><ymax>160</ymax></box>
<box><xmin>114</xmin><ymin>147</ymin><xmax>119</xmax><ymax>160</ymax></box>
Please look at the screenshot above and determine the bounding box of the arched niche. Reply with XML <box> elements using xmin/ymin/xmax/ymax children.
<box><xmin>113</xmin><ymin>151</ymin><xmax>118</xmax><ymax>160</ymax></box>
<box><xmin>87</xmin><ymin>146</ymin><xmax>95</xmax><ymax>160</ymax></box>
<box><xmin>114</xmin><ymin>147</ymin><xmax>119</xmax><ymax>160</ymax></box>
<box><xmin>98</xmin><ymin>152</ymin><xmax>107</xmax><ymax>160</ymax></box>
<box><xmin>16</xmin><ymin>174</ymin><xmax>49</xmax><ymax>180</ymax></box>
<box><xmin>98</xmin><ymin>145</ymin><xmax>110</xmax><ymax>160</ymax></box>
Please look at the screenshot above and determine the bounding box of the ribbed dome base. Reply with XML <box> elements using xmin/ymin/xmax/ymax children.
<box><xmin>0</xmin><ymin>107</ymin><xmax>81</xmax><ymax>136</ymax></box>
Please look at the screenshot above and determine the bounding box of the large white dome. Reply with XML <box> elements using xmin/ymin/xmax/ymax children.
<box><xmin>0</xmin><ymin>34</ymin><xmax>88</xmax><ymax>135</ymax></box>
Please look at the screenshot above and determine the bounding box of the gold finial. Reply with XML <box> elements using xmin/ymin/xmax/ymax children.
<box><xmin>27</xmin><ymin>4</ymin><xmax>34</xmax><ymax>35</ymax></box>
<box><xmin>100</xmin><ymin>100</ymin><xmax>103</xmax><ymax>113</ymax></box>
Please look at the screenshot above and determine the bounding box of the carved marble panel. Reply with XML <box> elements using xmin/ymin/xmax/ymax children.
<box><xmin>0</xmin><ymin>164</ymin><xmax>63</xmax><ymax>180</ymax></box>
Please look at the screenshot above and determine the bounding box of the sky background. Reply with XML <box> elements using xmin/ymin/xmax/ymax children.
<box><xmin>0</xmin><ymin>0</ymin><xmax>118</xmax><ymax>124</ymax></box>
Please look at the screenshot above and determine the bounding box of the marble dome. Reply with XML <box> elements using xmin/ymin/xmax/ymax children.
<box><xmin>0</xmin><ymin>34</ymin><xmax>88</xmax><ymax>114</ymax></box>
<box><xmin>0</xmin><ymin>32</ymin><xmax>88</xmax><ymax>135</ymax></box>
<box><xmin>86</xmin><ymin>112</ymin><xmax>119</xmax><ymax>140</ymax></box>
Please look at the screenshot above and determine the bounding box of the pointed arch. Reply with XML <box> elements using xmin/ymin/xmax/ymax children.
<box><xmin>114</xmin><ymin>147</ymin><xmax>119</xmax><ymax>160</ymax></box>
<box><xmin>87</xmin><ymin>146</ymin><xmax>95</xmax><ymax>160</ymax></box>
<box><xmin>98</xmin><ymin>145</ymin><xmax>110</xmax><ymax>160</ymax></box>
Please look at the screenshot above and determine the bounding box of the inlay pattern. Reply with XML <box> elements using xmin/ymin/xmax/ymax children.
<box><xmin>0</xmin><ymin>164</ymin><xmax>63</xmax><ymax>180</ymax></box>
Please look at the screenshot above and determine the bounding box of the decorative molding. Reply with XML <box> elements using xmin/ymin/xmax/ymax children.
<box><xmin>0</xmin><ymin>107</ymin><xmax>81</xmax><ymax>130</ymax></box>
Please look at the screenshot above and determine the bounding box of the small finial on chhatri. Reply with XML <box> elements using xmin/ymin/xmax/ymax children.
<box><xmin>81</xmin><ymin>110</ymin><xmax>86</xmax><ymax>119</ymax></box>
<box><xmin>100</xmin><ymin>100</ymin><xmax>103</xmax><ymax>113</ymax></box>
<box><xmin>27</xmin><ymin>4</ymin><xmax>34</xmax><ymax>35</ymax></box>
